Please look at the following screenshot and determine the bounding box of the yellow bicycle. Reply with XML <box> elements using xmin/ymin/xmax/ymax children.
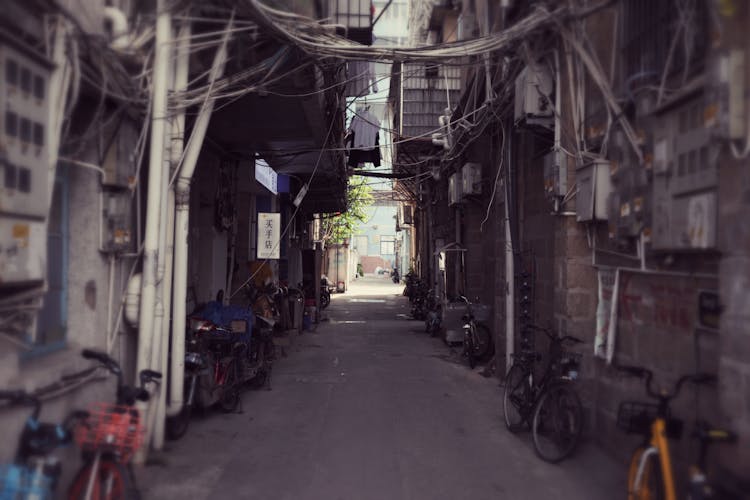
<box><xmin>616</xmin><ymin>365</ymin><xmax>738</xmax><ymax>500</ymax></box>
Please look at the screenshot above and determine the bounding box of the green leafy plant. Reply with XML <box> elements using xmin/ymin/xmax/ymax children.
<box><xmin>321</xmin><ymin>176</ymin><xmax>373</xmax><ymax>244</ymax></box>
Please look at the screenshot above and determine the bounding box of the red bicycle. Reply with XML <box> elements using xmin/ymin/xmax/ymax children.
<box><xmin>67</xmin><ymin>349</ymin><xmax>161</xmax><ymax>500</ymax></box>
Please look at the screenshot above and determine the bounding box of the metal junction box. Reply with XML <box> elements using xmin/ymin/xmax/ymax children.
<box><xmin>101</xmin><ymin>120</ymin><xmax>139</xmax><ymax>188</ymax></box>
<box><xmin>448</xmin><ymin>172</ymin><xmax>461</xmax><ymax>206</ymax></box>
<box><xmin>514</xmin><ymin>64</ymin><xmax>554</xmax><ymax>128</ymax></box>
<box><xmin>461</xmin><ymin>162</ymin><xmax>481</xmax><ymax>197</ymax></box>
<box><xmin>576</xmin><ymin>159</ymin><xmax>611</xmax><ymax>222</ymax></box>
<box><xmin>651</xmin><ymin>95</ymin><xmax>718</xmax><ymax>250</ymax></box>
<box><xmin>101</xmin><ymin>190</ymin><xmax>133</xmax><ymax>254</ymax></box>
<box><xmin>543</xmin><ymin>151</ymin><xmax>566</xmax><ymax>198</ymax></box>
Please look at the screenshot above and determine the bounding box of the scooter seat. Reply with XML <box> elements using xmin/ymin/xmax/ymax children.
<box><xmin>256</xmin><ymin>315</ymin><xmax>276</xmax><ymax>329</ymax></box>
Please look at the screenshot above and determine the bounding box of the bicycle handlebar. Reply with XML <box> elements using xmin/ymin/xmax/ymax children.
<box><xmin>0</xmin><ymin>389</ymin><xmax>28</xmax><ymax>401</ymax></box>
<box><xmin>82</xmin><ymin>349</ymin><xmax>122</xmax><ymax>376</ymax></box>
<box><xmin>81</xmin><ymin>349</ymin><xmax>161</xmax><ymax>405</ymax></box>
<box><xmin>0</xmin><ymin>390</ymin><xmax>41</xmax><ymax>420</ymax></box>
<box><xmin>617</xmin><ymin>364</ymin><xmax>716</xmax><ymax>401</ymax></box>
<box><xmin>139</xmin><ymin>369</ymin><xmax>162</xmax><ymax>387</ymax></box>
<box><xmin>523</xmin><ymin>324</ymin><xmax>584</xmax><ymax>345</ymax></box>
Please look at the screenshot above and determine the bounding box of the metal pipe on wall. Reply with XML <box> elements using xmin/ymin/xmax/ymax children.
<box><xmin>136</xmin><ymin>0</ymin><xmax>170</xmax><ymax>379</ymax></box>
<box><xmin>154</xmin><ymin>16</ymin><xmax>188</xmax><ymax>442</ymax></box>
<box><xmin>170</xmin><ymin>19</ymin><xmax>233</xmax><ymax>415</ymax></box>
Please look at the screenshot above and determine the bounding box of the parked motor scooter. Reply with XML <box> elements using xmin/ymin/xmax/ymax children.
<box><xmin>166</xmin><ymin>303</ymin><xmax>275</xmax><ymax>440</ymax></box>
<box><xmin>320</xmin><ymin>278</ymin><xmax>333</xmax><ymax>309</ymax></box>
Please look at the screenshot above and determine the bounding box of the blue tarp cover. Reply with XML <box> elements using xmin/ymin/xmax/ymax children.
<box><xmin>195</xmin><ymin>301</ymin><xmax>253</xmax><ymax>343</ymax></box>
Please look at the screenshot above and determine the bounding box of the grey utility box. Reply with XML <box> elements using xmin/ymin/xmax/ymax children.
<box><xmin>576</xmin><ymin>159</ymin><xmax>612</xmax><ymax>222</ymax></box>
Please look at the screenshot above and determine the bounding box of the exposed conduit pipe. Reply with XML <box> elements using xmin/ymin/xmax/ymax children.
<box><xmin>133</xmin><ymin>0</ymin><xmax>170</xmax><ymax>465</ymax></box>
<box><xmin>152</xmin><ymin>19</ymin><xmax>189</xmax><ymax>447</ymax></box>
<box><xmin>170</xmin><ymin>18</ymin><xmax>233</xmax><ymax>415</ymax></box>
<box><xmin>163</xmin><ymin>19</ymin><xmax>191</xmax><ymax>420</ymax></box>
<box><xmin>135</xmin><ymin>0</ymin><xmax>170</xmax><ymax>381</ymax></box>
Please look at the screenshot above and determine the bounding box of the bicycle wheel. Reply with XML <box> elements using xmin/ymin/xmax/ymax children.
<box><xmin>531</xmin><ymin>382</ymin><xmax>583</xmax><ymax>463</ymax></box>
<box><xmin>218</xmin><ymin>360</ymin><xmax>240</xmax><ymax>413</ymax></box>
<box><xmin>464</xmin><ymin>330</ymin><xmax>476</xmax><ymax>368</ymax></box>
<box><xmin>472</xmin><ymin>323</ymin><xmax>493</xmax><ymax>361</ymax></box>
<box><xmin>166</xmin><ymin>404</ymin><xmax>192</xmax><ymax>441</ymax></box>
<box><xmin>320</xmin><ymin>290</ymin><xmax>330</xmax><ymax>309</ymax></box>
<box><xmin>503</xmin><ymin>364</ymin><xmax>530</xmax><ymax>432</ymax></box>
<box><xmin>627</xmin><ymin>448</ymin><xmax>665</xmax><ymax>500</ymax></box>
<box><xmin>68</xmin><ymin>458</ymin><xmax>135</xmax><ymax>500</ymax></box>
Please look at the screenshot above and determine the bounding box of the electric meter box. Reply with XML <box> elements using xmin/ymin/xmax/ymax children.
<box><xmin>576</xmin><ymin>159</ymin><xmax>612</xmax><ymax>222</ymax></box>
<box><xmin>651</xmin><ymin>96</ymin><xmax>718</xmax><ymax>250</ymax></box>
<box><xmin>101</xmin><ymin>189</ymin><xmax>133</xmax><ymax>253</ymax></box>
<box><xmin>0</xmin><ymin>41</ymin><xmax>52</xmax><ymax>220</ymax></box>
<box><xmin>448</xmin><ymin>172</ymin><xmax>462</xmax><ymax>206</ymax></box>
<box><xmin>101</xmin><ymin>120</ymin><xmax>140</xmax><ymax>188</ymax></box>
<box><xmin>0</xmin><ymin>217</ymin><xmax>45</xmax><ymax>283</ymax></box>
<box><xmin>461</xmin><ymin>162</ymin><xmax>481</xmax><ymax>197</ymax></box>
<box><xmin>514</xmin><ymin>64</ymin><xmax>554</xmax><ymax>128</ymax></box>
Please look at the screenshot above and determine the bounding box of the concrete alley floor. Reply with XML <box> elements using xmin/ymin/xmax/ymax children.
<box><xmin>140</xmin><ymin>276</ymin><xmax>625</xmax><ymax>499</ymax></box>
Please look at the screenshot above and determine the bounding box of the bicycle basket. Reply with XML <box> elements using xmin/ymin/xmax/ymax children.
<box><xmin>0</xmin><ymin>464</ymin><xmax>52</xmax><ymax>500</ymax></box>
<box><xmin>616</xmin><ymin>402</ymin><xmax>683</xmax><ymax>439</ymax></box>
<box><xmin>617</xmin><ymin>402</ymin><xmax>659</xmax><ymax>434</ymax></box>
<box><xmin>75</xmin><ymin>403</ymin><xmax>143</xmax><ymax>463</ymax></box>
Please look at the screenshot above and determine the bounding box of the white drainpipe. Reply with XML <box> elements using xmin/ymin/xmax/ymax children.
<box><xmin>151</xmin><ymin>39</ymin><xmax>183</xmax><ymax>446</ymax></box>
<box><xmin>163</xmin><ymin>20</ymin><xmax>190</xmax><ymax>421</ymax></box>
<box><xmin>170</xmin><ymin>20</ymin><xmax>233</xmax><ymax>415</ymax></box>
<box><xmin>136</xmin><ymin>0</ymin><xmax>170</xmax><ymax>381</ymax></box>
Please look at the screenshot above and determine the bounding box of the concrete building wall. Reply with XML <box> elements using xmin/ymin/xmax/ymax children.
<box><xmin>405</xmin><ymin>0</ymin><xmax>749</xmax><ymax>483</ymax></box>
<box><xmin>715</xmin><ymin>0</ymin><xmax>750</xmax><ymax>477</ymax></box>
<box><xmin>355</xmin><ymin>201</ymin><xmax>399</xmax><ymax>270</ymax></box>
<box><xmin>0</xmin><ymin>136</ymin><xmax>133</xmax><ymax>473</ymax></box>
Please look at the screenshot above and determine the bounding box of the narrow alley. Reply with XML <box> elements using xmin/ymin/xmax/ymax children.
<box><xmin>140</xmin><ymin>277</ymin><xmax>622</xmax><ymax>500</ymax></box>
<box><xmin>2</xmin><ymin>1</ymin><xmax>749</xmax><ymax>498</ymax></box>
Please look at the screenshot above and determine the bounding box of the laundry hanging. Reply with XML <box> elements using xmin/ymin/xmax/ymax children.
<box><xmin>347</xmin><ymin>107</ymin><xmax>381</xmax><ymax>167</ymax></box>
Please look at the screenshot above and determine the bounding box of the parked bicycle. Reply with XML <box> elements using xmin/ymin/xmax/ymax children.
<box><xmin>424</xmin><ymin>289</ymin><xmax>442</xmax><ymax>337</ymax></box>
<box><xmin>615</xmin><ymin>365</ymin><xmax>741</xmax><ymax>500</ymax></box>
<box><xmin>0</xmin><ymin>390</ymin><xmax>87</xmax><ymax>499</ymax></box>
<box><xmin>502</xmin><ymin>324</ymin><xmax>583</xmax><ymax>462</ymax></box>
<box><xmin>67</xmin><ymin>349</ymin><xmax>161</xmax><ymax>500</ymax></box>
<box><xmin>403</xmin><ymin>272</ymin><xmax>420</xmax><ymax>302</ymax></box>
<box><xmin>457</xmin><ymin>295</ymin><xmax>493</xmax><ymax>368</ymax></box>
<box><xmin>320</xmin><ymin>278</ymin><xmax>333</xmax><ymax>310</ymax></box>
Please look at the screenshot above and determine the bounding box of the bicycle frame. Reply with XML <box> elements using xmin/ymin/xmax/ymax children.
<box><xmin>630</xmin><ymin>418</ymin><xmax>677</xmax><ymax>500</ymax></box>
<box><xmin>71</xmin><ymin>349</ymin><xmax>161</xmax><ymax>500</ymax></box>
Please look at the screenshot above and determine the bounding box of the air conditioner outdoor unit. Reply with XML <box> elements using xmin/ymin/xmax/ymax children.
<box><xmin>514</xmin><ymin>64</ymin><xmax>554</xmax><ymax>128</ymax></box>
<box><xmin>461</xmin><ymin>162</ymin><xmax>482</xmax><ymax>197</ymax></box>
<box><xmin>448</xmin><ymin>173</ymin><xmax>462</xmax><ymax>206</ymax></box>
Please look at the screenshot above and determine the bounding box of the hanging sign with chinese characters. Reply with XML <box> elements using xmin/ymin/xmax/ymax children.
<box><xmin>257</xmin><ymin>212</ymin><xmax>281</xmax><ymax>259</ymax></box>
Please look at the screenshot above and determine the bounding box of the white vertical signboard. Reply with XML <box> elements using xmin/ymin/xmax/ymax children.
<box><xmin>257</xmin><ymin>213</ymin><xmax>281</xmax><ymax>259</ymax></box>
